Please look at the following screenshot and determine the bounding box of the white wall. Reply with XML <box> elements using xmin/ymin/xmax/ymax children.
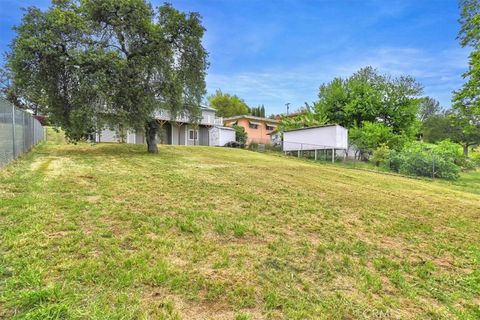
<box><xmin>219</xmin><ymin>127</ymin><xmax>235</xmax><ymax>146</ymax></box>
<box><xmin>209</xmin><ymin>126</ymin><xmax>235</xmax><ymax>146</ymax></box>
<box><xmin>97</xmin><ymin>129</ymin><xmax>137</xmax><ymax>143</ymax></box>
<box><xmin>283</xmin><ymin>125</ymin><xmax>348</xmax><ymax>151</ymax></box>
<box><xmin>98</xmin><ymin>129</ymin><xmax>118</xmax><ymax>142</ymax></box>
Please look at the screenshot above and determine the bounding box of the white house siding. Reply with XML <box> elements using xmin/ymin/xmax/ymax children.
<box><xmin>209</xmin><ymin>126</ymin><xmax>235</xmax><ymax>146</ymax></box>
<box><xmin>199</xmin><ymin>126</ymin><xmax>209</xmax><ymax>146</ymax></box>
<box><xmin>98</xmin><ymin>129</ymin><xmax>118</xmax><ymax>142</ymax></box>
<box><xmin>97</xmin><ymin>129</ymin><xmax>136</xmax><ymax>143</ymax></box>
<box><xmin>283</xmin><ymin>125</ymin><xmax>348</xmax><ymax>151</ymax></box>
<box><xmin>135</xmin><ymin>132</ymin><xmax>145</xmax><ymax>144</ymax></box>
<box><xmin>171</xmin><ymin>125</ymin><xmax>180</xmax><ymax>145</ymax></box>
<box><xmin>126</xmin><ymin>132</ymin><xmax>136</xmax><ymax>144</ymax></box>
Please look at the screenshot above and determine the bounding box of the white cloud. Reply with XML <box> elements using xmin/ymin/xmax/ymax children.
<box><xmin>206</xmin><ymin>46</ymin><xmax>469</xmax><ymax>113</ymax></box>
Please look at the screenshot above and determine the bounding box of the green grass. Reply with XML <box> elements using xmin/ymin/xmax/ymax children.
<box><xmin>1</xmin><ymin>130</ymin><xmax>479</xmax><ymax>319</ymax></box>
<box><xmin>441</xmin><ymin>170</ymin><xmax>480</xmax><ymax>195</ymax></box>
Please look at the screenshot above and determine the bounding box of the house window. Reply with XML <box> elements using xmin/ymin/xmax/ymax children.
<box><xmin>266</xmin><ymin>125</ymin><xmax>276</xmax><ymax>131</ymax></box>
<box><xmin>188</xmin><ymin>129</ymin><xmax>198</xmax><ymax>140</ymax></box>
<box><xmin>248</xmin><ymin>121</ymin><xmax>260</xmax><ymax>129</ymax></box>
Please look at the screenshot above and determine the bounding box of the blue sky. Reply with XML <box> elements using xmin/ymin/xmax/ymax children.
<box><xmin>0</xmin><ymin>0</ymin><xmax>468</xmax><ymax>115</ymax></box>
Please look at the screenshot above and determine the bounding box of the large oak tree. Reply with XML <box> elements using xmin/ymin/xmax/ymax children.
<box><xmin>8</xmin><ymin>0</ymin><xmax>208</xmax><ymax>153</ymax></box>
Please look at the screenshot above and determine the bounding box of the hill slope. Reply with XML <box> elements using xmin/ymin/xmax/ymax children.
<box><xmin>1</xmin><ymin>136</ymin><xmax>479</xmax><ymax>319</ymax></box>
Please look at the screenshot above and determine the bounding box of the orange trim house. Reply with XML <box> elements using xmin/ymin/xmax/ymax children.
<box><xmin>223</xmin><ymin>115</ymin><xmax>279</xmax><ymax>145</ymax></box>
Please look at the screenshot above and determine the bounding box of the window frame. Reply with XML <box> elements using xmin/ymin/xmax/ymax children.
<box><xmin>188</xmin><ymin>129</ymin><xmax>198</xmax><ymax>140</ymax></box>
<box><xmin>266</xmin><ymin>124</ymin><xmax>275</xmax><ymax>131</ymax></box>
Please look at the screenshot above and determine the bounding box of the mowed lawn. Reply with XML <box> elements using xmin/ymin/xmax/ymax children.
<box><xmin>1</xmin><ymin>133</ymin><xmax>479</xmax><ymax>320</ymax></box>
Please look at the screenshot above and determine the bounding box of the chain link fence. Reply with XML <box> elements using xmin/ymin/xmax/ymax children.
<box><xmin>246</xmin><ymin>140</ymin><xmax>460</xmax><ymax>179</ymax></box>
<box><xmin>0</xmin><ymin>98</ymin><xmax>45</xmax><ymax>168</ymax></box>
<box><xmin>246</xmin><ymin>140</ymin><xmax>348</xmax><ymax>162</ymax></box>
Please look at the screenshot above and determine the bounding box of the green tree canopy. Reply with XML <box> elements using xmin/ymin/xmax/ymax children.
<box><xmin>8</xmin><ymin>0</ymin><xmax>207</xmax><ymax>153</ymax></box>
<box><xmin>451</xmin><ymin>0</ymin><xmax>480</xmax><ymax>156</ymax></box>
<box><xmin>418</xmin><ymin>97</ymin><xmax>442</xmax><ymax>123</ymax></box>
<box><xmin>349</xmin><ymin>122</ymin><xmax>400</xmax><ymax>159</ymax></box>
<box><xmin>278</xmin><ymin>103</ymin><xmax>329</xmax><ymax>131</ymax></box>
<box><xmin>315</xmin><ymin>66</ymin><xmax>423</xmax><ymax>136</ymax></box>
<box><xmin>250</xmin><ymin>105</ymin><xmax>266</xmax><ymax>117</ymax></box>
<box><xmin>207</xmin><ymin>90</ymin><xmax>250</xmax><ymax>118</ymax></box>
<box><xmin>422</xmin><ymin>114</ymin><xmax>457</xmax><ymax>143</ymax></box>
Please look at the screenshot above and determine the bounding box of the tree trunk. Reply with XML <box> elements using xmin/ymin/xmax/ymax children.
<box><xmin>463</xmin><ymin>144</ymin><xmax>469</xmax><ymax>157</ymax></box>
<box><xmin>145</xmin><ymin>120</ymin><xmax>159</xmax><ymax>154</ymax></box>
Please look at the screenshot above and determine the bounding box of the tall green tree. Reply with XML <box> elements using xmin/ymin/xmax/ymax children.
<box><xmin>422</xmin><ymin>113</ymin><xmax>456</xmax><ymax>143</ymax></box>
<box><xmin>207</xmin><ymin>89</ymin><xmax>250</xmax><ymax>117</ymax></box>
<box><xmin>313</xmin><ymin>67</ymin><xmax>423</xmax><ymax>152</ymax></box>
<box><xmin>315</xmin><ymin>66</ymin><xmax>423</xmax><ymax>135</ymax></box>
<box><xmin>8</xmin><ymin>0</ymin><xmax>207</xmax><ymax>153</ymax></box>
<box><xmin>451</xmin><ymin>0</ymin><xmax>480</xmax><ymax>156</ymax></box>
<box><xmin>250</xmin><ymin>105</ymin><xmax>266</xmax><ymax>117</ymax></box>
<box><xmin>0</xmin><ymin>66</ymin><xmax>25</xmax><ymax>109</ymax></box>
<box><xmin>418</xmin><ymin>97</ymin><xmax>442</xmax><ymax>123</ymax></box>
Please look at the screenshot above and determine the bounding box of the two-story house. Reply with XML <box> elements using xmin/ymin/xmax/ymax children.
<box><xmin>223</xmin><ymin>115</ymin><xmax>279</xmax><ymax>145</ymax></box>
<box><xmin>96</xmin><ymin>105</ymin><xmax>235</xmax><ymax>146</ymax></box>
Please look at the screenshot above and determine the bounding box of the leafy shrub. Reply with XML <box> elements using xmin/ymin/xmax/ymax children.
<box><xmin>381</xmin><ymin>141</ymin><xmax>462</xmax><ymax>180</ymax></box>
<box><xmin>247</xmin><ymin>142</ymin><xmax>259</xmax><ymax>151</ymax></box>
<box><xmin>232</xmin><ymin>125</ymin><xmax>247</xmax><ymax>144</ymax></box>
<box><xmin>371</xmin><ymin>144</ymin><xmax>390</xmax><ymax>167</ymax></box>
<box><xmin>471</xmin><ymin>151</ymin><xmax>480</xmax><ymax>167</ymax></box>
<box><xmin>349</xmin><ymin>122</ymin><xmax>412</xmax><ymax>160</ymax></box>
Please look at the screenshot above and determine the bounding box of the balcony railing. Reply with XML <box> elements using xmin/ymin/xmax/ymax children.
<box><xmin>154</xmin><ymin>110</ymin><xmax>223</xmax><ymax>126</ymax></box>
<box><xmin>202</xmin><ymin>115</ymin><xmax>223</xmax><ymax>126</ymax></box>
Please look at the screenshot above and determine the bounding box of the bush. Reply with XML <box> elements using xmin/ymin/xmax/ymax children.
<box><xmin>471</xmin><ymin>151</ymin><xmax>480</xmax><ymax>167</ymax></box>
<box><xmin>232</xmin><ymin>125</ymin><xmax>247</xmax><ymax>144</ymax></box>
<box><xmin>247</xmin><ymin>142</ymin><xmax>259</xmax><ymax>151</ymax></box>
<box><xmin>382</xmin><ymin>141</ymin><xmax>462</xmax><ymax>180</ymax></box>
<box><xmin>371</xmin><ymin>144</ymin><xmax>390</xmax><ymax>167</ymax></box>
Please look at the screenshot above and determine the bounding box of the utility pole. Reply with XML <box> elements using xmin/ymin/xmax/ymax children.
<box><xmin>285</xmin><ymin>102</ymin><xmax>290</xmax><ymax>116</ymax></box>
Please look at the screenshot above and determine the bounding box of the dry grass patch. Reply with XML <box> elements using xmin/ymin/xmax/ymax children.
<box><xmin>0</xmin><ymin>131</ymin><xmax>479</xmax><ymax>319</ymax></box>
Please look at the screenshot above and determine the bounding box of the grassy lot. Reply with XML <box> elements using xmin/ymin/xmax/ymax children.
<box><xmin>328</xmin><ymin>159</ymin><xmax>480</xmax><ymax>195</ymax></box>
<box><xmin>1</xmin><ymin>131</ymin><xmax>479</xmax><ymax>319</ymax></box>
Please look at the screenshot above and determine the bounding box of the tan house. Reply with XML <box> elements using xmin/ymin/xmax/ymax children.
<box><xmin>224</xmin><ymin>115</ymin><xmax>279</xmax><ymax>144</ymax></box>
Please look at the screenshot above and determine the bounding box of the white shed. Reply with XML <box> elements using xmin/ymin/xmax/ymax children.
<box><xmin>209</xmin><ymin>126</ymin><xmax>236</xmax><ymax>147</ymax></box>
<box><xmin>283</xmin><ymin>125</ymin><xmax>348</xmax><ymax>152</ymax></box>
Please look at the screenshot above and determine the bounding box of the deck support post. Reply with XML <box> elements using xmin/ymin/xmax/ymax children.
<box><xmin>315</xmin><ymin>149</ymin><xmax>318</xmax><ymax>161</ymax></box>
<box><xmin>332</xmin><ymin>149</ymin><xmax>335</xmax><ymax>163</ymax></box>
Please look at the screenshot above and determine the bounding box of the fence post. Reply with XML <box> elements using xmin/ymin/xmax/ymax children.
<box><xmin>21</xmin><ymin>111</ymin><xmax>25</xmax><ymax>152</ymax></box>
<box><xmin>32</xmin><ymin>118</ymin><xmax>35</xmax><ymax>145</ymax></box>
<box><xmin>11</xmin><ymin>105</ymin><xmax>16</xmax><ymax>159</ymax></box>
<box><xmin>32</xmin><ymin>116</ymin><xmax>35</xmax><ymax>146</ymax></box>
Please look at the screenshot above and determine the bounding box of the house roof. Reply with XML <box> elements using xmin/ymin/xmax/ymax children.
<box><xmin>217</xmin><ymin>126</ymin><xmax>235</xmax><ymax>131</ymax></box>
<box><xmin>283</xmin><ymin>124</ymin><xmax>343</xmax><ymax>132</ymax></box>
<box><xmin>223</xmin><ymin>115</ymin><xmax>280</xmax><ymax>123</ymax></box>
<box><xmin>200</xmin><ymin>105</ymin><xmax>217</xmax><ymax>112</ymax></box>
